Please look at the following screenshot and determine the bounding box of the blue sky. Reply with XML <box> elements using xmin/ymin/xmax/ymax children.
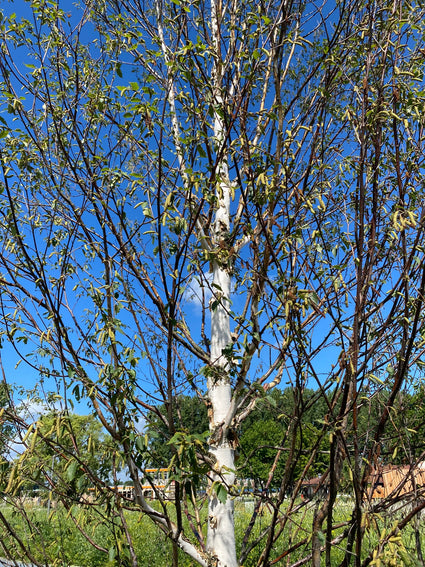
<box><xmin>0</xmin><ymin>0</ymin><xmax>354</xmax><ymax>408</ymax></box>
<box><xmin>1</xmin><ymin>0</ymin><xmax>424</xmax><ymax>436</ymax></box>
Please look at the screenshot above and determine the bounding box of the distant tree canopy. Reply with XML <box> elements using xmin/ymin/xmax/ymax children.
<box><xmin>147</xmin><ymin>395</ymin><xmax>209</xmax><ymax>467</ymax></box>
<box><xmin>13</xmin><ymin>412</ymin><xmax>115</xmax><ymax>501</ymax></box>
<box><xmin>148</xmin><ymin>389</ymin><xmax>331</xmax><ymax>487</ymax></box>
<box><xmin>238</xmin><ymin>390</ymin><xmax>330</xmax><ymax>488</ymax></box>
<box><xmin>0</xmin><ymin>382</ymin><xmax>13</xmax><ymax>447</ymax></box>
<box><xmin>147</xmin><ymin>386</ymin><xmax>425</xmax><ymax>491</ymax></box>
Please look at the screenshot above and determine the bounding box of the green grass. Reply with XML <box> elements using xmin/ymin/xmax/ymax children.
<box><xmin>0</xmin><ymin>498</ymin><xmax>423</xmax><ymax>566</ymax></box>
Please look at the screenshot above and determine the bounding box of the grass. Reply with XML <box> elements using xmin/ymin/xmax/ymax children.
<box><xmin>0</xmin><ymin>497</ymin><xmax>423</xmax><ymax>566</ymax></box>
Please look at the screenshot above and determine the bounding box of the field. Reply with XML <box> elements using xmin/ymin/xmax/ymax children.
<box><xmin>0</xmin><ymin>497</ymin><xmax>422</xmax><ymax>566</ymax></box>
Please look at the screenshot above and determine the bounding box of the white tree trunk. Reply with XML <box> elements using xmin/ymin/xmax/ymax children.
<box><xmin>157</xmin><ymin>0</ymin><xmax>238</xmax><ymax>560</ymax></box>
<box><xmin>207</xmin><ymin>14</ymin><xmax>237</xmax><ymax>556</ymax></box>
<box><xmin>208</xmin><ymin>258</ymin><xmax>237</xmax><ymax>567</ymax></box>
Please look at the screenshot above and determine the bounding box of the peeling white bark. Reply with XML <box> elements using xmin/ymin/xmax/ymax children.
<box><xmin>208</xmin><ymin>260</ymin><xmax>236</xmax><ymax>567</ymax></box>
<box><xmin>156</xmin><ymin>0</ymin><xmax>239</xmax><ymax>561</ymax></box>
<box><xmin>207</xmin><ymin>0</ymin><xmax>238</xmax><ymax>555</ymax></box>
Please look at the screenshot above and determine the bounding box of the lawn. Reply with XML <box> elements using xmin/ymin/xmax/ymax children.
<box><xmin>0</xmin><ymin>497</ymin><xmax>422</xmax><ymax>566</ymax></box>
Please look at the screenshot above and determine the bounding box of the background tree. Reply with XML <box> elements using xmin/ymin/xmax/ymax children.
<box><xmin>238</xmin><ymin>389</ymin><xmax>329</xmax><ymax>488</ymax></box>
<box><xmin>147</xmin><ymin>395</ymin><xmax>208</xmax><ymax>467</ymax></box>
<box><xmin>0</xmin><ymin>1</ymin><xmax>425</xmax><ymax>567</ymax></box>
<box><xmin>13</xmin><ymin>412</ymin><xmax>115</xmax><ymax>502</ymax></box>
<box><xmin>145</xmin><ymin>389</ymin><xmax>329</xmax><ymax>489</ymax></box>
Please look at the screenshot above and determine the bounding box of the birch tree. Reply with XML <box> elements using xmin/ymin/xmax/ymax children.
<box><xmin>1</xmin><ymin>0</ymin><xmax>425</xmax><ymax>566</ymax></box>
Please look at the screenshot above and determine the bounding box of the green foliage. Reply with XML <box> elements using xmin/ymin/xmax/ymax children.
<box><xmin>0</xmin><ymin>503</ymin><xmax>186</xmax><ymax>567</ymax></box>
<box><xmin>0</xmin><ymin>499</ymin><xmax>424</xmax><ymax>567</ymax></box>
<box><xmin>147</xmin><ymin>395</ymin><xmax>209</xmax><ymax>467</ymax></box>
<box><xmin>146</xmin><ymin>389</ymin><xmax>331</xmax><ymax>489</ymax></box>
<box><xmin>238</xmin><ymin>389</ymin><xmax>330</xmax><ymax>487</ymax></box>
<box><xmin>12</xmin><ymin>413</ymin><xmax>115</xmax><ymax>501</ymax></box>
<box><xmin>0</xmin><ymin>382</ymin><xmax>14</xmax><ymax>456</ymax></box>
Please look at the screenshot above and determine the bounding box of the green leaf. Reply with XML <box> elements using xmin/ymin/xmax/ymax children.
<box><xmin>109</xmin><ymin>546</ymin><xmax>116</xmax><ymax>562</ymax></box>
<box><xmin>216</xmin><ymin>482</ymin><xmax>227</xmax><ymax>504</ymax></box>
<box><xmin>66</xmin><ymin>459</ymin><xmax>79</xmax><ymax>482</ymax></box>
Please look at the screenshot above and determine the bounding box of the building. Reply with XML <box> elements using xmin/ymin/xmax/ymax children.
<box><xmin>84</xmin><ymin>468</ymin><xmax>174</xmax><ymax>502</ymax></box>
<box><xmin>367</xmin><ymin>462</ymin><xmax>425</xmax><ymax>500</ymax></box>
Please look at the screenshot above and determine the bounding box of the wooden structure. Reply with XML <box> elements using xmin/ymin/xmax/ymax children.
<box><xmin>367</xmin><ymin>462</ymin><xmax>425</xmax><ymax>500</ymax></box>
